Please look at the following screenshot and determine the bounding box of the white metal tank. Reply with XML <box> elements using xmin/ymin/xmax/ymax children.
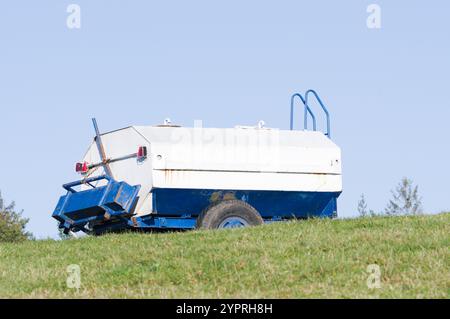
<box><xmin>81</xmin><ymin>123</ymin><xmax>342</xmax><ymax>217</ymax></box>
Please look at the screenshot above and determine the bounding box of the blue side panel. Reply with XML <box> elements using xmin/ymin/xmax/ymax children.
<box><xmin>59</xmin><ymin>187</ymin><xmax>107</xmax><ymax>220</ymax></box>
<box><xmin>102</xmin><ymin>181</ymin><xmax>141</xmax><ymax>213</ymax></box>
<box><xmin>152</xmin><ymin>188</ymin><xmax>341</xmax><ymax>219</ymax></box>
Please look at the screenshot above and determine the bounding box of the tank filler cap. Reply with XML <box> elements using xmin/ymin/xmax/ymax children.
<box><xmin>156</xmin><ymin>118</ymin><xmax>181</xmax><ymax>127</ymax></box>
<box><xmin>235</xmin><ymin>120</ymin><xmax>272</xmax><ymax>130</ymax></box>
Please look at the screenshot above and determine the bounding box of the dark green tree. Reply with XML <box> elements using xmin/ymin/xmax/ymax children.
<box><xmin>0</xmin><ymin>191</ymin><xmax>33</xmax><ymax>242</ymax></box>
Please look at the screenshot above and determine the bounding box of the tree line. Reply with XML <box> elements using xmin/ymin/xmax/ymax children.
<box><xmin>358</xmin><ymin>177</ymin><xmax>423</xmax><ymax>217</ymax></box>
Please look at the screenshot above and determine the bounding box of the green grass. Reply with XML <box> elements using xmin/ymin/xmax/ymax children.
<box><xmin>0</xmin><ymin>213</ymin><xmax>449</xmax><ymax>298</ymax></box>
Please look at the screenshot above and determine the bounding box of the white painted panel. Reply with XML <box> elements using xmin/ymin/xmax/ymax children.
<box><xmin>81</xmin><ymin>127</ymin><xmax>153</xmax><ymax>216</ymax></box>
<box><xmin>152</xmin><ymin>169</ymin><xmax>342</xmax><ymax>192</ymax></box>
<box><xmin>135</xmin><ymin>126</ymin><xmax>342</xmax><ymax>175</ymax></box>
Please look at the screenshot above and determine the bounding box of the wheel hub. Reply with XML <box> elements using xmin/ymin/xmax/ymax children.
<box><xmin>218</xmin><ymin>216</ymin><xmax>249</xmax><ymax>228</ymax></box>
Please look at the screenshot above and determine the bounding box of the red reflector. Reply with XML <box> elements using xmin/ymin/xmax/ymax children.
<box><xmin>75</xmin><ymin>162</ymin><xmax>89</xmax><ymax>174</ymax></box>
<box><xmin>137</xmin><ymin>146</ymin><xmax>147</xmax><ymax>161</ymax></box>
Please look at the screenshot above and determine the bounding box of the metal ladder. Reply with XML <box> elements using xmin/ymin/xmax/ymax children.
<box><xmin>289</xmin><ymin>89</ymin><xmax>331</xmax><ymax>138</ymax></box>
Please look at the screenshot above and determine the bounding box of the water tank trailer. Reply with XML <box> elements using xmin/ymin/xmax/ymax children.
<box><xmin>52</xmin><ymin>90</ymin><xmax>342</xmax><ymax>235</ymax></box>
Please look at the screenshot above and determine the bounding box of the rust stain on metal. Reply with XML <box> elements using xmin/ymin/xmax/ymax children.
<box><xmin>209</xmin><ymin>192</ymin><xmax>221</xmax><ymax>203</ymax></box>
<box><xmin>223</xmin><ymin>192</ymin><xmax>237</xmax><ymax>201</ymax></box>
<box><xmin>114</xmin><ymin>184</ymin><xmax>123</xmax><ymax>203</ymax></box>
<box><xmin>164</xmin><ymin>169</ymin><xmax>173</xmax><ymax>184</ymax></box>
<box><xmin>209</xmin><ymin>191</ymin><xmax>236</xmax><ymax>203</ymax></box>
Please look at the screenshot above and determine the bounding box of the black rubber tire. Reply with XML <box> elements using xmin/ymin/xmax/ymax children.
<box><xmin>196</xmin><ymin>200</ymin><xmax>264</xmax><ymax>229</ymax></box>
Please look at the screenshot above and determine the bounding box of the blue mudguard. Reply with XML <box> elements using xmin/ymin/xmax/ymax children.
<box><xmin>52</xmin><ymin>175</ymin><xmax>141</xmax><ymax>233</ymax></box>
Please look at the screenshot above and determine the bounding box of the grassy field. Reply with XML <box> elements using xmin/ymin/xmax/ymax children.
<box><xmin>0</xmin><ymin>213</ymin><xmax>448</xmax><ymax>298</ymax></box>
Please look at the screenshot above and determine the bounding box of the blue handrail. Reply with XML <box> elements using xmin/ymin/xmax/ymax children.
<box><xmin>290</xmin><ymin>93</ymin><xmax>317</xmax><ymax>131</ymax></box>
<box><xmin>304</xmin><ymin>89</ymin><xmax>331</xmax><ymax>138</ymax></box>
<box><xmin>63</xmin><ymin>175</ymin><xmax>112</xmax><ymax>193</ymax></box>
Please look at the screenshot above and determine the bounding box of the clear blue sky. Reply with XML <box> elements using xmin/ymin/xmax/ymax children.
<box><xmin>0</xmin><ymin>1</ymin><xmax>449</xmax><ymax>238</ymax></box>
